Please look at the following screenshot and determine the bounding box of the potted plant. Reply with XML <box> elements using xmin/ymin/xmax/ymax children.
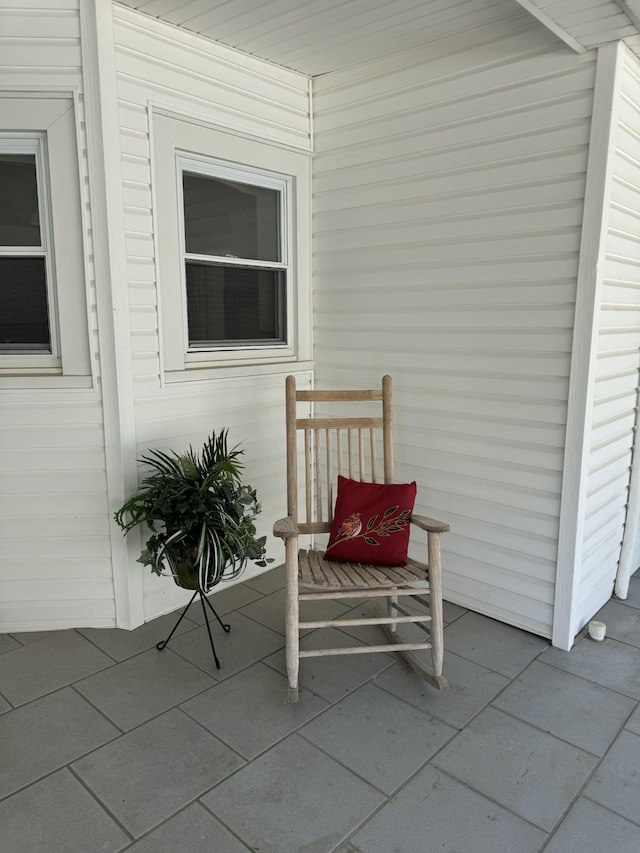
<box><xmin>114</xmin><ymin>429</ymin><xmax>271</xmax><ymax>592</ymax></box>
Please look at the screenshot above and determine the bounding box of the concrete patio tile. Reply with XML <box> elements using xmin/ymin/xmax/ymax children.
<box><xmin>264</xmin><ymin>626</ymin><xmax>395</xmax><ymax>702</ymax></box>
<box><xmin>0</xmin><ymin>630</ymin><xmax>113</xmax><ymax>706</ymax></box>
<box><xmin>540</xmin><ymin>635</ymin><xmax>640</xmax><ymax>699</ymax></box>
<box><xmin>443</xmin><ymin>611</ymin><xmax>548</xmax><ymax>678</ymax></box>
<box><xmin>243</xmin><ymin>564</ymin><xmax>286</xmax><ymax>595</ymax></box>
<box><xmin>374</xmin><ymin>652</ymin><xmax>510</xmax><ymax>729</ymax></box>
<box><xmin>74</xmin><ymin>648</ymin><xmax>216</xmax><ymax>731</ymax></box>
<box><xmin>0</xmin><ymin>769</ymin><xmax>129</xmax><ymax>853</ymax></box>
<box><xmin>72</xmin><ymin>709</ymin><xmax>244</xmax><ymax>838</ymax></box>
<box><xmin>78</xmin><ymin>611</ymin><xmax>198</xmax><ymax>660</ymax></box>
<box><xmin>336</xmin><ymin>599</ymin><xmax>399</xmax><ymax>646</ymax></box>
<box><xmin>625</xmin><ymin>702</ymin><xmax>640</xmax><ymax>736</ymax></box>
<box><xmin>202</xmin><ymin>734</ymin><xmax>384</xmax><ymax>853</ymax></box>
<box><xmin>0</xmin><ymin>634</ymin><xmax>20</xmax><ymax>655</ymax></box>
<box><xmin>181</xmin><ymin>661</ymin><xmax>328</xmax><ymax>759</ymax></box>
<box><xmin>0</xmin><ymin>695</ymin><xmax>10</xmax><ymax>714</ymax></box>
<box><xmin>0</xmin><ymin>687</ymin><xmax>119</xmax><ymax>799</ymax></box>
<box><xmin>168</xmin><ymin>611</ymin><xmax>284</xmax><ymax>678</ymax></box>
<box><xmin>443</xmin><ymin>600</ymin><xmax>467</xmax><ymax>623</ymax></box>
<box><xmin>342</xmin><ymin>765</ymin><xmax>546</xmax><ymax>853</ymax></box>
<box><xmin>300</xmin><ymin>683</ymin><xmax>456</xmax><ymax>794</ymax></box>
<box><xmin>620</xmin><ymin>576</ymin><xmax>640</xmax><ymax>609</ymax></box>
<box><xmin>125</xmin><ymin>802</ymin><xmax>251</xmax><ymax>852</ymax></box>
<box><xmin>585</xmin><ymin>730</ymin><xmax>640</xmax><ymax>826</ymax></box>
<box><xmin>241</xmin><ymin>586</ymin><xmax>351</xmax><ymax>636</ymax></box>
<box><xmin>493</xmin><ymin>659</ymin><xmax>636</xmax><ymax>755</ymax></box>
<box><xmin>432</xmin><ymin>706</ymin><xmax>597</xmax><ymax>831</ymax></box>
<box><xmin>593</xmin><ymin>599</ymin><xmax>640</xmax><ymax>648</ymax></box>
<box><xmin>10</xmin><ymin>630</ymin><xmax>65</xmax><ymax>645</ymax></box>
<box><xmin>544</xmin><ymin>798</ymin><xmax>640</xmax><ymax>853</ymax></box>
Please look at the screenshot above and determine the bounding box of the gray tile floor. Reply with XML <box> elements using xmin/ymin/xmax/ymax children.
<box><xmin>1</xmin><ymin>567</ymin><xmax>640</xmax><ymax>852</ymax></box>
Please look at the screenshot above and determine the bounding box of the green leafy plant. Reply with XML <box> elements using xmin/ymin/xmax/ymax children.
<box><xmin>114</xmin><ymin>430</ymin><xmax>271</xmax><ymax>591</ymax></box>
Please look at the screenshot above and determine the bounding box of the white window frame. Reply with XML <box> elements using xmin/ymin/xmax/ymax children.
<box><xmin>153</xmin><ymin>111</ymin><xmax>312</xmax><ymax>379</ymax></box>
<box><xmin>0</xmin><ymin>95</ymin><xmax>90</xmax><ymax>381</ymax></box>
<box><xmin>177</xmin><ymin>155</ymin><xmax>292</xmax><ymax>355</ymax></box>
<box><xmin>0</xmin><ymin>134</ymin><xmax>58</xmax><ymax>360</ymax></box>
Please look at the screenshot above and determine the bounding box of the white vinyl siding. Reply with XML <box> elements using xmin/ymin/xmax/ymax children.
<box><xmin>0</xmin><ymin>403</ymin><xmax>112</xmax><ymax>631</ymax></box>
<box><xmin>0</xmin><ymin>2</ymin><xmax>114</xmax><ymax>632</ymax></box>
<box><xmin>112</xmin><ymin>5</ymin><xmax>313</xmax><ymax>621</ymax></box>
<box><xmin>312</xmin><ymin>18</ymin><xmax>597</xmax><ymax>638</ymax></box>
<box><xmin>576</xmin><ymin>46</ymin><xmax>640</xmax><ymax>625</ymax></box>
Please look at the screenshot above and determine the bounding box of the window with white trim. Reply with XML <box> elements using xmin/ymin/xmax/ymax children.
<box><xmin>179</xmin><ymin>157</ymin><xmax>289</xmax><ymax>352</ymax></box>
<box><xmin>0</xmin><ymin>137</ymin><xmax>54</xmax><ymax>354</ymax></box>
<box><xmin>153</xmin><ymin>114</ymin><xmax>311</xmax><ymax>377</ymax></box>
<box><xmin>0</xmin><ymin>96</ymin><xmax>90</xmax><ymax>382</ymax></box>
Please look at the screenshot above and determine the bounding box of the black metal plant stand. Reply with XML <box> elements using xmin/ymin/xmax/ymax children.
<box><xmin>156</xmin><ymin>588</ymin><xmax>231</xmax><ymax>669</ymax></box>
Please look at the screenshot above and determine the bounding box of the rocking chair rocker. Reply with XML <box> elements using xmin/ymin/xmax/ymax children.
<box><xmin>273</xmin><ymin>375</ymin><xmax>449</xmax><ymax>702</ymax></box>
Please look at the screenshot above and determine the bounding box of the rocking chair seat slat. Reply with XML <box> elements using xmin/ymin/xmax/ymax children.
<box><xmin>299</xmin><ymin>549</ymin><xmax>427</xmax><ymax>590</ymax></box>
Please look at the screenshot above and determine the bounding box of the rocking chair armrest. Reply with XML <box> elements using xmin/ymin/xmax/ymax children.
<box><xmin>411</xmin><ymin>513</ymin><xmax>450</xmax><ymax>534</ymax></box>
<box><xmin>273</xmin><ymin>515</ymin><xmax>300</xmax><ymax>540</ymax></box>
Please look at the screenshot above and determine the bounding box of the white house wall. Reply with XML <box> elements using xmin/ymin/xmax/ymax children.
<box><xmin>111</xmin><ymin>6</ymin><xmax>313</xmax><ymax>621</ymax></box>
<box><xmin>577</xmin><ymin>45</ymin><xmax>640</xmax><ymax>625</ymax></box>
<box><xmin>311</xmin><ymin>13</ymin><xmax>597</xmax><ymax>638</ymax></box>
<box><xmin>0</xmin><ymin>2</ymin><xmax>114</xmax><ymax>631</ymax></box>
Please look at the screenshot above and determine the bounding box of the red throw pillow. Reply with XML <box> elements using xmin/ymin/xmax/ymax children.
<box><xmin>324</xmin><ymin>476</ymin><xmax>417</xmax><ymax>566</ymax></box>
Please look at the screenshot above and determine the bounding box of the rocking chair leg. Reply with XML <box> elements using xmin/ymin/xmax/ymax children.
<box><xmin>156</xmin><ymin>590</ymin><xmax>198</xmax><ymax>652</ymax></box>
<box><xmin>285</xmin><ymin>539</ymin><xmax>300</xmax><ymax>703</ymax></box>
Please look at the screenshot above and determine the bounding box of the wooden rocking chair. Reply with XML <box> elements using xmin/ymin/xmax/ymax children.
<box><xmin>273</xmin><ymin>375</ymin><xmax>449</xmax><ymax>702</ymax></box>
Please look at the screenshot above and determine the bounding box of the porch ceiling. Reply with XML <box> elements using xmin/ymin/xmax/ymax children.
<box><xmin>116</xmin><ymin>0</ymin><xmax>640</xmax><ymax>76</ymax></box>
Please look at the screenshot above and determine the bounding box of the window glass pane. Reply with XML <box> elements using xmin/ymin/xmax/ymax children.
<box><xmin>183</xmin><ymin>173</ymin><xmax>280</xmax><ymax>262</ymax></box>
<box><xmin>186</xmin><ymin>263</ymin><xmax>285</xmax><ymax>346</ymax></box>
<box><xmin>0</xmin><ymin>154</ymin><xmax>41</xmax><ymax>246</ymax></box>
<box><xmin>0</xmin><ymin>257</ymin><xmax>50</xmax><ymax>350</ymax></box>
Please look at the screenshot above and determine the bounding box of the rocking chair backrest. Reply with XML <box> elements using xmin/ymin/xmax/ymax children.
<box><xmin>285</xmin><ymin>375</ymin><xmax>394</xmax><ymax>535</ymax></box>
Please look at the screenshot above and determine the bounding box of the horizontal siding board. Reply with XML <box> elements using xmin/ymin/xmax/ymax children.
<box><xmin>1</xmin><ymin>536</ymin><xmax>111</xmax><ymax>559</ymax></box>
<box><xmin>314</xmin><ymin>176</ymin><xmax>587</xmax><ymax>229</ymax></box>
<box><xmin>314</xmin><ymin>154</ymin><xmax>589</xmax><ymax>215</ymax></box>
<box><xmin>434</xmin><ymin>510</ymin><xmax>558</xmax><ymax>561</ymax></box>
<box><xmin>0</xmin><ymin>579</ymin><xmax>114</xmax><ymax>602</ymax></box>
<box><xmin>0</xmin><ymin>602</ymin><xmax>116</xmax><ymax>631</ymax></box>
<box><xmin>314</xmin><ymin>203</ymin><xmax>584</xmax><ymax>253</ymax></box>
<box><xmin>314</xmin><ymin>43</ymin><xmax>593</xmax><ymax>116</ymax></box>
<box><xmin>0</xmin><ymin>425</ymin><xmax>106</xmax><ymax>449</ymax></box>
<box><xmin>0</xmin><ymin>9</ymin><xmax>80</xmax><ymax>38</ymax></box>
<box><xmin>0</xmin><ymin>38</ymin><xmax>82</xmax><ymax>66</ymax></box>
<box><xmin>444</xmin><ymin>566</ymin><xmax>553</xmax><ymax>638</ymax></box>
<box><xmin>0</xmin><ymin>557</ymin><xmax>112</xmax><ymax>580</ymax></box>
<box><xmin>0</xmin><ymin>448</ymin><xmax>106</xmax><ymax>472</ymax></box>
<box><xmin>0</xmin><ymin>515</ymin><xmax>109</xmax><ymax>538</ymax></box>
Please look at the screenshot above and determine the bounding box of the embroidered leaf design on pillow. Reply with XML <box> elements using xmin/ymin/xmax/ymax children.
<box><xmin>327</xmin><ymin>505</ymin><xmax>410</xmax><ymax>551</ymax></box>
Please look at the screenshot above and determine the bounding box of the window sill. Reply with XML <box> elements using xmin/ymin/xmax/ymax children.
<box><xmin>164</xmin><ymin>358</ymin><xmax>314</xmax><ymax>385</ymax></box>
<box><xmin>0</xmin><ymin>373</ymin><xmax>94</xmax><ymax>391</ymax></box>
